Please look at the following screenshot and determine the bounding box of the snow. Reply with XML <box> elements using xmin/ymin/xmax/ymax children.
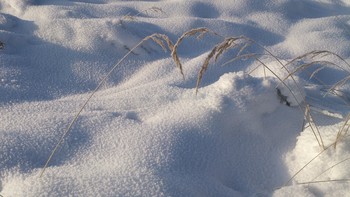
<box><xmin>0</xmin><ymin>0</ymin><xmax>350</xmax><ymax>196</ymax></box>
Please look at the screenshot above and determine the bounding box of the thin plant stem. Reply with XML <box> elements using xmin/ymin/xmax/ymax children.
<box><xmin>39</xmin><ymin>34</ymin><xmax>173</xmax><ymax>178</ymax></box>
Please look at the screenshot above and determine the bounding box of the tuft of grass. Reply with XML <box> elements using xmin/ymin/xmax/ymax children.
<box><xmin>168</xmin><ymin>28</ymin><xmax>350</xmax><ymax>187</ymax></box>
<box><xmin>276</xmin><ymin>50</ymin><xmax>350</xmax><ymax>149</ymax></box>
<box><xmin>41</xmin><ymin>27</ymin><xmax>350</xmax><ymax>188</ymax></box>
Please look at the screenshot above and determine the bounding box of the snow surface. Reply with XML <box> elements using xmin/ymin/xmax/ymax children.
<box><xmin>0</xmin><ymin>0</ymin><xmax>350</xmax><ymax>196</ymax></box>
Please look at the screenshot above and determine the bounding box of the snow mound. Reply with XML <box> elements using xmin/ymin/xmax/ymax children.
<box><xmin>0</xmin><ymin>71</ymin><xmax>302</xmax><ymax>196</ymax></box>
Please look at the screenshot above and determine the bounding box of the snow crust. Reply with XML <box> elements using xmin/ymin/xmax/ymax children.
<box><xmin>0</xmin><ymin>0</ymin><xmax>350</xmax><ymax>196</ymax></box>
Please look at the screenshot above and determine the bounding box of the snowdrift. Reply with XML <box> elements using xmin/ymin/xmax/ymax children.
<box><xmin>1</xmin><ymin>0</ymin><xmax>350</xmax><ymax>196</ymax></box>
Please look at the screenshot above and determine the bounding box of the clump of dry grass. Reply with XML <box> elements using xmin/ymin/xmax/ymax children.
<box><xmin>41</xmin><ymin>27</ymin><xmax>350</xmax><ymax>189</ymax></box>
<box><xmin>277</xmin><ymin>50</ymin><xmax>350</xmax><ymax>149</ymax></box>
<box><xmin>168</xmin><ymin>28</ymin><xmax>350</xmax><ymax>188</ymax></box>
<box><xmin>170</xmin><ymin>29</ymin><xmax>257</xmax><ymax>94</ymax></box>
<box><xmin>276</xmin><ymin>50</ymin><xmax>350</xmax><ymax>186</ymax></box>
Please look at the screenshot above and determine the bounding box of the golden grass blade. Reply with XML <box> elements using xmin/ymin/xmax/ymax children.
<box><xmin>315</xmin><ymin>50</ymin><xmax>350</xmax><ymax>68</ymax></box>
<box><xmin>334</xmin><ymin>112</ymin><xmax>350</xmax><ymax>149</ymax></box>
<box><xmin>294</xmin><ymin>179</ymin><xmax>350</xmax><ymax>186</ymax></box>
<box><xmin>276</xmin><ymin>179</ymin><xmax>350</xmax><ymax>190</ymax></box>
<box><xmin>195</xmin><ymin>37</ymin><xmax>247</xmax><ymax>93</ymax></box>
<box><xmin>305</xmin><ymin>105</ymin><xmax>322</xmax><ymax>148</ymax></box>
<box><xmin>150</xmin><ymin>37</ymin><xmax>167</xmax><ymax>52</ymax></box>
<box><xmin>311</xmin><ymin>157</ymin><xmax>350</xmax><ymax>182</ymax></box>
<box><xmin>195</xmin><ymin>46</ymin><xmax>218</xmax><ymax>94</ymax></box>
<box><xmin>285</xmin><ymin>50</ymin><xmax>328</xmax><ymax>67</ymax></box>
<box><xmin>309</xmin><ymin>65</ymin><xmax>326</xmax><ymax>80</ymax></box>
<box><xmin>286</xmin><ymin>50</ymin><xmax>350</xmax><ymax>70</ymax></box>
<box><xmin>195</xmin><ymin>36</ymin><xmax>251</xmax><ymax>93</ymax></box>
<box><xmin>284</xmin><ymin>134</ymin><xmax>350</xmax><ymax>186</ymax></box>
<box><xmin>223</xmin><ymin>53</ymin><xmax>258</xmax><ymax>68</ymax></box>
<box><xmin>284</xmin><ymin>143</ymin><xmax>333</xmax><ymax>186</ymax></box>
<box><xmin>237</xmin><ymin>42</ymin><xmax>252</xmax><ymax>57</ymax></box>
<box><xmin>306</xmin><ymin>104</ymin><xmax>325</xmax><ymax>149</ymax></box>
<box><xmin>282</xmin><ymin>61</ymin><xmax>339</xmax><ymax>82</ymax></box>
<box><xmin>171</xmin><ymin>28</ymin><xmax>211</xmax><ymax>79</ymax></box>
<box><xmin>327</xmin><ymin>75</ymin><xmax>350</xmax><ymax>95</ymax></box>
<box><xmin>214</xmin><ymin>37</ymin><xmax>240</xmax><ymax>61</ymax></box>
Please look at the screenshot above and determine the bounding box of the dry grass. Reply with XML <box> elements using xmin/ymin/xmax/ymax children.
<box><xmin>171</xmin><ymin>27</ymin><xmax>212</xmax><ymax>79</ymax></box>
<box><xmin>168</xmin><ymin>28</ymin><xmax>350</xmax><ymax>187</ymax></box>
<box><xmin>39</xmin><ymin>33</ymin><xmax>174</xmax><ymax>178</ymax></box>
<box><xmin>41</xmin><ymin>27</ymin><xmax>350</xmax><ymax>190</ymax></box>
<box><xmin>335</xmin><ymin>112</ymin><xmax>350</xmax><ymax>148</ymax></box>
<box><xmin>304</xmin><ymin>104</ymin><xmax>325</xmax><ymax>149</ymax></box>
<box><xmin>195</xmin><ymin>36</ymin><xmax>250</xmax><ymax>94</ymax></box>
<box><xmin>311</xmin><ymin>156</ymin><xmax>350</xmax><ymax>182</ymax></box>
<box><xmin>278</xmin><ymin>50</ymin><xmax>350</xmax><ymax>149</ymax></box>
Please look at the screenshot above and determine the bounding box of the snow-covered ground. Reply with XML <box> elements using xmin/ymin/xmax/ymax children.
<box><xmin>1</xmin><ymin>0</ymin><xmax>350</xmax><ymax>196</ymax></box>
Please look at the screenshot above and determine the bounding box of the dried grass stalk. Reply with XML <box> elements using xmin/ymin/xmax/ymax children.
<box><xmin>305</xmin><ymin>104</ymin><xmax>325</xmax><ymax>149</ymax></box>
<box><xmin>171</xmin><ymin>28</ymin><xmax>211</xmax><ymax>79</ymax></box>
<box><xmin>334</xmin><ymin>112</ymin><xmax>350</xmax><ymax>148</ymax></box>
<box><xmin>284</xmin><ymin>143</ymin><xmax>334</xmax><ymax>186</ymax></box>
<box><xmin>293</xmin><ymin>179</ymin><xmax>350</xmax><ymax>186</ymax></box>
<box><xmin>282</xmin><ymin>61</ymin><xmax>339</xmax><ymax>82</ymax></box>
<box><xmin>40</xmin><ymin>33</ymin><xmax>174</xmax><ymax>178</ymax></box>
<box><xmin>224</xmin><ymin>53</ymin><xmax>257</xmax><ymax>68</ymax></box>
<box><xmin>311</xmin><ymin>157</ymin><xmax>350</xmax><ymax>182</ymax></box>
<box><xmin>195</xmin><ymin>36</ymin><xmax>249</xmax><ymax>93</ymax></box>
